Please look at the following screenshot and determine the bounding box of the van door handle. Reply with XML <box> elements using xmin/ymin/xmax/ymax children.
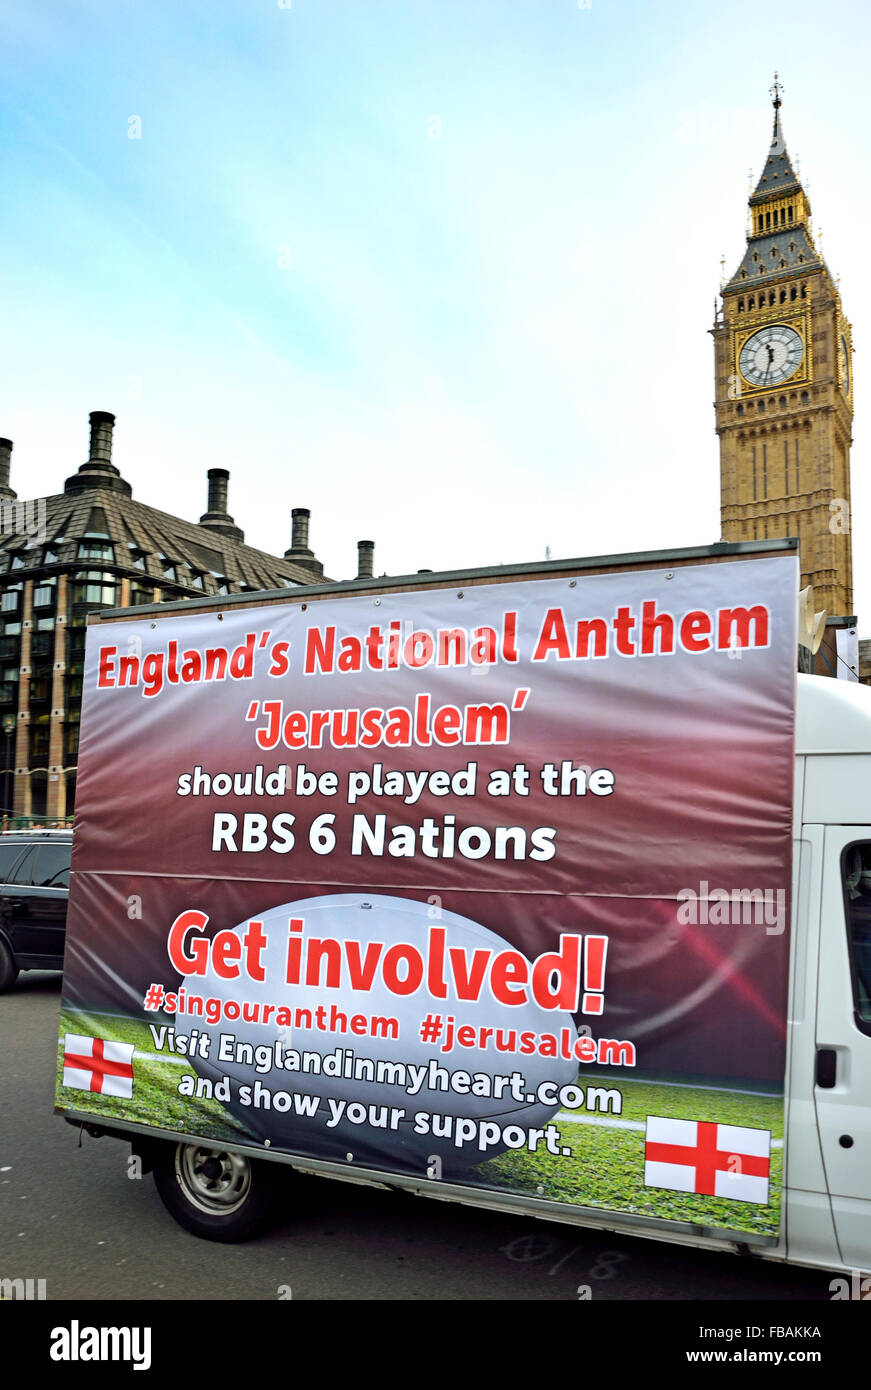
<box><xmin>816</xmin><ymin>1048</ymin><xmax>837</xmax><ymax>1088</ymax></box>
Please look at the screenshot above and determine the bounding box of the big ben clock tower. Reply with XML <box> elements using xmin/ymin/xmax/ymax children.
<box><xmin>713</xmin><ymin>77</ymin><xmax>854</xmax><ymax>623</ymax></box>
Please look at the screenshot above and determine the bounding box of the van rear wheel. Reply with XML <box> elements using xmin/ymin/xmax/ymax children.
<box><xmin>153</xmin><ymin>1142</ymin><xmax>277</xmax><ymax>1242</ymax></box>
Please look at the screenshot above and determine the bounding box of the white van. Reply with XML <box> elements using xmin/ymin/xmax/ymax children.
<box><xmin>54</xmin><ymin>544</ymin><xmax>871</xmax><ymax>1274</ymax></box>
<box><xmin>784</xmin><ymin>673</ymin><xmax>871</xmax><ymax>1272</ymax></box>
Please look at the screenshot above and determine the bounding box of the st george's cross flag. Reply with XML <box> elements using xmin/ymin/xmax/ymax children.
<box><xmin>644</xmin><ymin>1116</ymin><xmax>771</xmax><ymax>1204</ymax></box>
<box><xmin>62</xmin><ymin>1034</ymin><xmax>135</xmax><ymax>1099</ymax></box>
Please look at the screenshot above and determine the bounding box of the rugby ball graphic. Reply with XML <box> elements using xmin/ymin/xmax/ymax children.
<box><xmin>182</xmin><ymin>892</ymin><xmax>578</xmax><ymax>1177</ymax></box>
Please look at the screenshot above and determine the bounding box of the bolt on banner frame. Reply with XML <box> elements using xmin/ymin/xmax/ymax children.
<box><xmin>56</xmin><ymin>541</ymin><xmax>799</xmax><ymax>1245</ymax></box>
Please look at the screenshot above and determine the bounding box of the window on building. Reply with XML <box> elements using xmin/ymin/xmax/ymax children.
<box><xmin>34</xmin><ymin>584</ymin><xmax>55</xmax><ymax>608</ymax></box>
<box><xmin>1</xmin><ymin>588</ymin><xmax>21</xmax><ymax>613</ymax></box>
<box><xmin>156</xmin><ymin>555</ymin><xmax>178</xmax><ymax>581</ymax></box>
<box><xmin>762</xmin><ymin>442</ymin><xmax>768</xmax><ymax>496</ymax></box>
<box><xmin>72</xmin><ymin>572</ymin><xmax>117</xmax><ymax>607</ymax></box>
<box><xmin>78</xmin><ymin>541</ymin><xmax>115</xmax><ymax>561</ymax></box>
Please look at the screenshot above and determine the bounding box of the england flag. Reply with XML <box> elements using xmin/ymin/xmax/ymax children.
<box><xmin>62</xmin><ymin>1034</ymin><xmax>135</xmax><ymax>1099</ymax></box>
<box><xmin>644</xmin><ymin>1116</ymin><xmax>771</xmax><ymax>1204</ymax></box>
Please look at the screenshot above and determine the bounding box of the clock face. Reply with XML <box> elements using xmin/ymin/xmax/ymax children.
<box><xmin>841</xmin><ymin>334</ymin><xmax>850</xmax><ymax>395</ymax></box>
<box><xmin>738</xmin><ymin>324</ymin><xmax>804</xmax><ymax>387</ymax></box>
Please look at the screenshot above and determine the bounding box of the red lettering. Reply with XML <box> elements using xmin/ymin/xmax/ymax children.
<box><xmin>640</xmin><ymin>601</ymin><xmax>675</xmax><ymax>656</ymax></box>
<box><xmin>489</xmin><ymin>951</ymin><xmax>529</xmax><ymax>1004</ymax></box>
<box><xmin>268</xmin><ymin>641</ymin><xmax>291</xmax><ymax>676</ymax></box>
<box><xmin>97</xmin><ymin>646</ymin><xmax>117</xmax><ymax>687</ymax></box>
<box><xmin>532</xmin><ymin>608</ymin><xmax>571</xmax><ymax>661</ymax></box>
<box><xmin>531</xmin><ymin>935</ymin><xmax>582</xmax><ymax>1011</ymax></box>
<box><xmin>680</xmin><ymin>610</ymin><xmax>712</xmax><ymax>652</ymax></box>
<box><xmin>433</xmin><ymin>705</ymin><xmax>462</xmax><ymax>744</ymax></box>
<box><xmin>382</xmin><ymin>944</ymin><xmax>424</xmax><ymax>995</ymax></box>
<box><xmin>168</xmin><ymin>909</ymin><xmax>210</xmax><ymax>976</ymax></box>
<box><xmin>305</xmin><ymin>626</ymin><xmax>335</xmax><ymax>675</ymax></box>
<box><xmin>447</xmin><ymin>946</ymin><xmax>491</xmax><ymax>1001</ymax></box>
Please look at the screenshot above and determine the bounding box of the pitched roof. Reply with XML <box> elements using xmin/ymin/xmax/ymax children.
<box><xmin>0</xmin><ymin>483</ymin><xmax>326</xmax><ymax>593</ymax></box>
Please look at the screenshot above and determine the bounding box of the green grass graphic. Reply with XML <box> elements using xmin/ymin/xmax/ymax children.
<box><xmin>480</xmin><ymin>1078</ymin><xmax>783</xmax><ymax>1237</ymax></box>
<box><xmin>56</xmin><ymin>1010</ymin><xmax>246</xmax><ymax>1143</ymax></box>
<box><xmin>57</xmin><ymin>1015</ymin><xmax>783</xmax><ymax>1237</ymax></box>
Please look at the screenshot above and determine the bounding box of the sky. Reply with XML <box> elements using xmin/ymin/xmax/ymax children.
<box><xmin>1</xmin><ymin>0</ymin><xmax>869</xmax><ymax>627</ymax></box>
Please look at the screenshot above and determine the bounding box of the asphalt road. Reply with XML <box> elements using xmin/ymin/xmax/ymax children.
<box><xmin>0</xmin><ymin>970</ymin><xmax>845</xmax><ymax>1307</ymax></box>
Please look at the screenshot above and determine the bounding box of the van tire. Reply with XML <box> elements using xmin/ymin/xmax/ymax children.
<box><xmin>0</xmin><ymin>937</ymin><xmax>18</xmax><ymax>992</ymax></box>
<box><xmin>152</xmin><ymin>1141</ymin><xmax>277</xmax><ymax>1242</ymax></box>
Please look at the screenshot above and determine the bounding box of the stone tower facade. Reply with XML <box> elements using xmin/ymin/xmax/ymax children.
<box><xmin>713</xmin><ymin>81</ymin><xmax>854</xmax><ymax>621</ymax></box>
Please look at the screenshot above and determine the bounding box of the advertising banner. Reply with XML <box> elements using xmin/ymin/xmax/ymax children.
<box><xmin>57</xmin><ymin>553</ymin><xmax>798</xmax><ymax>1239</ymax></box>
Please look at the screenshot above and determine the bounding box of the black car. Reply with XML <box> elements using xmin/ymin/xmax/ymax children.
<box><xmin>0</xmin><ymin>830</ymin><xmax>72</xmax><ymax>990</ymax></box>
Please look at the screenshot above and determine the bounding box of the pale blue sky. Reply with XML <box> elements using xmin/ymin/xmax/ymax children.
<box><xmin>2</xmin><ymin>0</ymin><xmax>869</xmax><ymax>624</ymax></box>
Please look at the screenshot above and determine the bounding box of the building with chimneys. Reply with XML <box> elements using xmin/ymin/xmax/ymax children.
<box><xmin>713</xmin><ymin>76</ymin><xmax>855</xmax><ymax>677</ymax></box>
<box><xmin>0</xmin><ymin>411</ymin><xmax>379</xmax><ymax>822</ymax></box>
